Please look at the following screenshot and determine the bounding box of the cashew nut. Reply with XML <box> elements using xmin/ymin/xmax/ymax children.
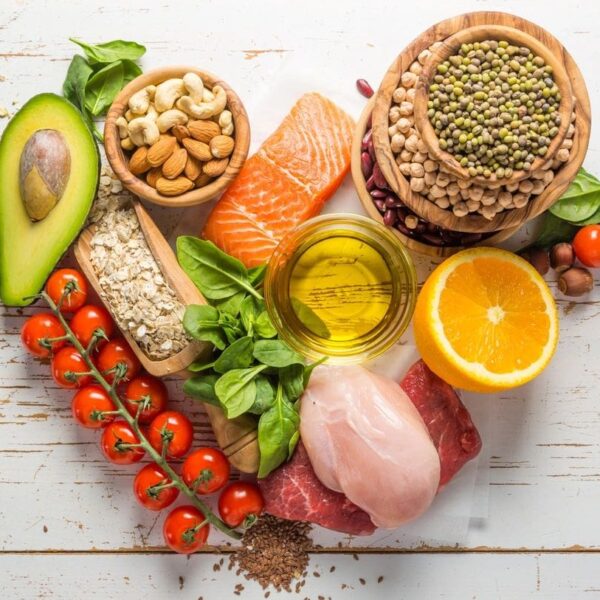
<box><xmin>120</xmin><ymin>137</ymin><xmax>135</xmax><ymax>151</ymax></box>
<box><xmin>219</xmin><ymin>110</ymin><xmax>234</xmax><ymax>136</ymax></box>
<box><xmin>156</xmin><ymin>109</ymin><xmax>188</xmax><ymax>133</ymax></box>
<box><xmin>115</xmin><ymin>116</ymin><xmax>129</xmax><ymax>139</ymax></box>
<box><xmin>146</xmin><ymin>103</ymin><xmax>159</xmax><ymax>122</ymax></box>
<box><xmin>128</xmin><ymin>117</ymin><xmax>160</xmax><ymax>146</ymax></box>
<box><xmin>125</xmin><ymin>109</ymin><xmax>135</xmax><ymax>121</ymax></box>
<box><xmin>128</xmin><ymin>85</ymin><xmax>156</xmax><ymax>115</ymax></box>
<box><xmin>154</xmin><ymin>78</ymin><xmax>186</xmax><ymax>112</ymax></box>
<box><xmin>183</xmin><ymin>72</ymin><xmax>204</xmax><ymax>103</ymax></box>
<box><xmin>202</xmin><ymin>89</ymin><xmax>215</xmax><ymax>103</ymax></box>
<box><xmin>176</xmin><ymin>85</ymin><xmax>227</xmax><ymax>119</ymax></box>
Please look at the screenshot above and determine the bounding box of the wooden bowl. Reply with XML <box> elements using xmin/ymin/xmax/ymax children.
<box><xmin>414</xmin><ymin>24</ymin><xmax>574</xmax><ymax>187</ymax></box>
<box><xmin>104</xmin><ymin>66</ymin><xmax>250</xmax><ymax>208</ymax></box>
<box><xmin>74</xmin><ymin>200</ymin><xmax>211</xmax><ymax>377</ymax></box>
<box><xmin>352</xmin><ymin>96</ymin><xmax>518</xmax><ymax>258</ymax></box>
<box><xmin>372</xmin><ymin>11</ymin><xmax>591</xmax><ymax>233</ymax></box>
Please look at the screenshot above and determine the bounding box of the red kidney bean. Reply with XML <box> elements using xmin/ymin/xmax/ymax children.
<box><xmin>372</xmin><ymin>163</ymin><xmax>388</xmax><ymax>189</ymax></box>
<box><xmin>420</xmin><ymin>232</ymin><xmax>444</xmax><ymax>246</ymax></box>
<box><xmin>415</xmin><ymin>222</ymin><xmax>427</xmax><ymax>234</ymax></box>
<box><xmin>460</xmin><ymin>233</ymin><xmax>484</xmax><ymax>245</ymax></box>
<box><xmin>384</xmin><ymin>196</ymin><xmax>398</xmax><ymax>208</ymax></box>
<box><xmin>373</xmin><ymin>199</ymin><xmax>386</xmax><ymax>212</ymax></box>
<box><xmin>356</xmin><ymin>79</ymin><xmax>375</xmax><ymax>99</ymax></box>
<box><xmin>361</xmin><ymin>152</ymin><xmax>372</xmax><ymax>178</ymax></box>
<box><xmin>362</xmin><ymin>129</ymin><xmax>372</xmax><ymax>151</ymax></box>
<box><xmin>367</xmin><ymin>138</ymin><xmax>375</xmax><ymax>161</ymax></box>
<box><xmin>383</xmin><ymin>209</ymin><xmax>397</xmax><ymax>226</ymax></box>
<box><xmin>370</xmin><ymin>189</ymin><xmax>387</xmax><ymax>199</ymax></box>
<box><xmin>395</xmin><ymin>220</ymin><xmax>413</xmax><ymax>236</ymax></box>
<box><xmin>366</xmin><ymin>174</ymin><xmax>377</xmax><ymax>191</ymax></box>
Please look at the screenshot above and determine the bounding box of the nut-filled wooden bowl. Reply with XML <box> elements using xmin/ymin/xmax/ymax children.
<box><xmin>104</xmin><ymin>66</ymin><xmax>250</xmax><ymax>207</ymax></box>
<box><xmin>414</xmin><ymin>24</ymin><xmax>574</xmax><ymax>187</ymax></box>
<box><xmin>372</xmin><ymin>11</ymin><xmax>591</xmax><ymax>233</ymax></box>
<box><xmin>352</xmin><ymin>96</ymin><xmax>518</xmax><ymax>259</ymax></box>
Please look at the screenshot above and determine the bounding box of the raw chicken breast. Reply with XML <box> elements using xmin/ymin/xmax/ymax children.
<box><xmin>300</xmin><ymin>365</ymin><xmax>440</xmax><ymax>529</ymax></box>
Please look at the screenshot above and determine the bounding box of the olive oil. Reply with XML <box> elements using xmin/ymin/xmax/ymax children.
<box><xmin>265</xmin><ymin>215</ymin><xmax>417</xmax><ymax>364</ymax></box>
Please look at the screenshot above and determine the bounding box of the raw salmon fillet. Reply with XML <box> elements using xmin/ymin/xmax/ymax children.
<box><xmin>202</xmin><ymin>93</ymin><xmax>355</xmax><ymax>267</ymax></box>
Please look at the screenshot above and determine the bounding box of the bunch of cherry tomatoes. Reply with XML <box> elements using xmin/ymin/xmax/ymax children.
<box><xmin>21</xmin><ymin>268</ymin><xmax>264</xmax><ymax>554</ymax></box>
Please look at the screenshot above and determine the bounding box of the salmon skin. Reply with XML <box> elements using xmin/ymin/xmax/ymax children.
<box><xmin>202</xmin><ymin>93</ymin><xmax>355</xmax><ymax>267</ymax></box>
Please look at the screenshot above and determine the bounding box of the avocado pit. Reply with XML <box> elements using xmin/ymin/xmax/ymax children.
<box><xmin>19</xmin><ymin>129</ymin><xmax>71</xmax><ymax>221</ymax></box>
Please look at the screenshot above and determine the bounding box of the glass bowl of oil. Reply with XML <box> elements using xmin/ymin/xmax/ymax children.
<box><xmin>264</xmin><ymin>214</ymin><xmax>417</xmax><ymax>364</ymax></box>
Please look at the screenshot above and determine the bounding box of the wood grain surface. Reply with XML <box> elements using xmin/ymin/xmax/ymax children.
<box><xmin>1</xmin><ymin>0</ymin><xmax>600</xmax><ymax>598</ymax></box>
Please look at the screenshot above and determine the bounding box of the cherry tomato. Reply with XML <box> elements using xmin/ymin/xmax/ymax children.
<box><xmin>134</xmin><ymin>463</ymin><xmax>179</xmax><ymax>511</ymax></box>
<box><xmin>218</xmin><ymin>482</ymin><xmax>264</xmax><ymax>528</ymax></box>
<box><xmin>573</xmin><ymin>225</ymin><xmax>600</xmax><ymax>268</ymax></box>
<box><xmin>97</xmin><ymin>338</ymin><xmax>141</xmax><ymax>383</ymax></box>
<box><xmin>72</xmin><ymin>385</ymin><xmax>116</xmax><ymax>429</ymax></box>
<box><xmin>100</xmin><ymin>420</ymin><xmax>145</xmax><ymax>465</ymax></box>
<box><xmin>45</xmin><ymin>269</ymin><xmax>88</xmax><ymax>313</ymax></box>
<box><xmin>20</xmin><ymin>313</ymin><xmax>66</xmax><ymax>358</ymax></box>
<box><xmin>70</xmin><ymin>305</ymin><xmax>115</xmax><ymax>349</ymax></box>
<box><xmin>125</xmin><ymin>375</ymin><xmax>168</xmax><ymax>424</ymax></box>
<box><xmin>163</xmin><ymin>505</ymin><xmax>209</xmax><ymax>554</ymax></box>
<box><xmin>182</xmin><ymin>447</ymin><xmax>230</xmax><ymax>495</ymax></box>
<box><xmin>51</xmin><ymin>346</ymin><xmax>92</xmax><ymax>388</ymax></box>
<box><xmin>148</xmin><ymin>411</ymin><xmax>193</xmax><ymax>459</ymax></box>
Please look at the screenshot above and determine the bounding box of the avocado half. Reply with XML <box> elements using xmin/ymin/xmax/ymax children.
<box><xmin>0</xmin><ymin>93</ymin><xmax>99</xmax><ymax>306</ymax></box>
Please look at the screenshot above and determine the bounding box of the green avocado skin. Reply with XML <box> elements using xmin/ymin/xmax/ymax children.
<box><xmin>0</xmin><ymin>93</ymin><xmax>99</xmax><ymax>306</ymax></box>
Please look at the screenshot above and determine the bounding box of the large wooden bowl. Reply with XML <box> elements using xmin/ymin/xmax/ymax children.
<box><xmin>352</xmin><ymin>97</ymin><xmax>518</xmax><ymax>259</ymax></box>
<box><xmin>104</xmin><ymin>66</ymin><xmax>250</xmax><ymax>208</ymax></box>
<box><xmin>414</xmin><ymin>24</ymin><xmax>574</xmax><ymax>187</ymax></box>
<box><xmin>372</xmin><ymin>11</ymin><xmax>591</xmax><ymax>233</ymax></box>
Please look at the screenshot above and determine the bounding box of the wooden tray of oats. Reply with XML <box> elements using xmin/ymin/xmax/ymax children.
<box><xmin>74</xmin><ymin>172</ymin><xmax>210</xmax><ymax>376</ymax></box>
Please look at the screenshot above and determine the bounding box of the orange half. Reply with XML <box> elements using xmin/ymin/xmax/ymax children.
<box><xmin>414</xmin><ymin>247</ymin><xmax>558</xmax><ymax>392</ymax></box>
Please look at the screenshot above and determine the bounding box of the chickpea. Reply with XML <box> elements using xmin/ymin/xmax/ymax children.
<box><xmin>453</xmin><ymin>201</ymin><xmax>469</xmax><ymax>217</ymax></box>
<box><xmin>399</xmin><ymin>101</ymin><xmax>414</xmax><ymax>116</ymax></box>
<box><xmin>396</xmin><ymin>117</ymin><xmax>412</xmax><ymax>134</ymax></box>
<box><xmin>392</xmin><ymin>87</ymin><xmax>407</xmax><ymax>104</ymax></box>
<box><xmin>400</xmin><ymin>71</ymin><xmax>417</xmax><ymax>88</ymax></box>
<box><xmin>423</xmin><ymin>160</ymin><xmax>438</xmax><ymax>173</ymax></box>
<box><xmin>410</xmin><ymin>163</ymin><xmax>425</xmax><ymax>178</ymax></box>
<box><xmin>410</xmin><ymin>177</ymin><xmax>426</xmax><ymax>192</ymax></box>
<box><xmin>399</xmin><ymin>162</ymin><xmax>412</xmax><ymax>177</ymax></box>
<box><xmin>391</xmin><ymin>133</ymin><xmax>406</xmax><ymax>153</ymax></box>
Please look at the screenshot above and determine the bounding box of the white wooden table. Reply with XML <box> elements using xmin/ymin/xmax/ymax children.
<box><xmin>2</xmin><ymin>1</ymin><xmax>600</xmax><ymax>597</ymax></box>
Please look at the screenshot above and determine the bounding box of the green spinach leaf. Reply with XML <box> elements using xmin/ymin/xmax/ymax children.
<box><xmin>177</xmin><ymin>237</ymin><xmax>260</xmax><ymax>300</ymax></box>
<box><xmin>215</xmin><ymin>364</ymin><xmax>267</xmax><ymax>419</ymax></box>
<box><xmin>279</xmin><ymin>363</ymin><xmax>305</xmax><ymax>401</ymax></box>
<box><xmin>533</xmin><ymin>212</ymin><xmax>579</xmax><ymax>249</ymax></box>
<box><xmin>248</xmin><ymin>375</ymin><xmax>275</xmax><ymax>414</ymax></box>
<box><xmin>248</xmin><ymin>264</ymin><xmax>267</xmax><ymax>286</ymax></box>
<box><xmin>63</xmin><ymin>54</ymin><xmax>92</xmax><ymax>108</ymax></box>
<box><xmin>303</xmin><ymin>356</ymin><xmax>327</xmax><ymax>388</ymax></box>
<box><xmin>240</xmin><ymin>295</ymin><xmax>264</xmax><ymax>334</ymax></box>
<box><xmin>187</xmin><ymin>360</ymin><xmax>216</xmax><ymax>373</ymax></box>
<box><xmin>85</xmin><ymin>60</ymin><xmax>124</xmax><ymax>116</ymax></box>
<box><xmin>257</xmin><ymin>384</ymin><xmax>300</xmax><ymax>478</ymax></box>
<box><xmin>549</xmin><ymin>168</ymin><xmax>600</xmax><ymax>223</ymax></box>
<box><xmin>214</xmin><ymin>291</ymin><xmax>246</xmax><ymax>316</ymax></box>
<box><xmin>214</xmin><ymin>336</ymin><xmax>254</xmax><ymax>373</ymax></box>
<box><xmin>254</xmin><ymin>311</ymin><xmax>277</xmax><ymax>338</ymax></box>
<box><xmin>183</xmin><ymin>373</ymin><xmax>220</xmax><ymax>406</ymax></box>
<box><xmin>70</xmin><ymin>38</ymin><xmax>146</xmax><ymax>64</ymax></box>
<box><xmin>183</xmin><ymin>304</ymin><xmax>227</xmax><ymax>350</ymax></box>
<box><xmin>253</xmin><ymin>339</ymin><xmax>305</xmax><ymax>368</ymax></box>
<box><xmin>121</xmin><ymin>59</ymin><xmax>143</xmax><ymax>84</ymax></box>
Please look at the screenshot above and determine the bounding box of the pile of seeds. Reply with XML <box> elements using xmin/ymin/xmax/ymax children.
<box><xmin>89</xmin><ymin>201</ymin><xmax>189</xmax><ymax>360</ymax></box>
<box><xmin>429</xmin><ymin>40</ymin><xmax>562</xmax><ymax>179</ymax></box>
<box><xmin>387</xmin><ymin>42</ymin><xmax>576</xmax><ymax>220</ymax></box>
<box><xmin>230</xmin><ymin>516</ymin><xmax>312</xmax><ymax>592</ymax></box>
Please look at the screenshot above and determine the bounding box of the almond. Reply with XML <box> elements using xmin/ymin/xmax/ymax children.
<box><xmin>146</xmin><ymin>167</ymin><xmax>162</xmax><ymax>187</ymax></box>
<box><xmin>203</xmin><ymin>158</ymin><xmax>229</xmax><ymax>178</ymax></box>
<box><xmin>147</xmin><ymin>135</ymin><xmax>177</xmax><ymax>167</ymax></box>
<box><xmin>172</xmin><ymin>124</ymin><xmax>190</xmax><ymax>143</ymax></box>
<box><xmin>188</xmin><ymin>120</ymin><xmax>221</xmax><ymax>143</ymax></box>
<box><xmin>162</xmin><ymin>147</ymin><xmax>188</xmax><ymax>179</ymax></box>
<box><xmin>156</xmin><ymin>176</ymin><xmax>194</xmax><ymax>196</ymax></box>
<box><xmin>195</xmin><ymin>173</ymin><xmax>214</xmax><ymax>188</ymax></box>
<box><xmin>210</xmin><ymin>135</ymin><xmax>235</xmax><ymax>159</ymax></box>
<box><xmin>184</xmin><ymin>155</ymin><xmax>203</xmax><ymax>181</ymax></box>
<box><xmin>129</xmin><ymin>146</ymin><xmax>151</xmax><ymax>175</ymax></box>
<box><xmin>182</xmin><ymin>138</ymin><xmax>212</xmax><ymax>162</ymax></box>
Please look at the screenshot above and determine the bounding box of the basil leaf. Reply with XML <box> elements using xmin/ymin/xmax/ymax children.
<box><xmin>253</xmin><ymin>340</ymin><xmax>304</xmax><ymax>368</ymax></box>
<box><xmin>248</xmin><ymin>375</ymin><xmax>275</xmax><ymax>414</ymax></box>
<box><xmin>215</xmin><ymin>365</ymin><xmax>267</xmax><ymax>419</ymax></box>
<box><xmin>214</xmin><ymin>291</ymin><xmax>246</xmax><ymax>316</ymax></box>
<box><xmin>291</xmin><ymin>297</ymin><xmax>331</xmax><ymax>339</ymax></box>
<box><xmin>85</xmin><ymin>60</ymin><xmax>124</xmax><ymax>116</ymax></box>
<box><xmin>177</xmin><ymin>237</ymin><xmax>259</xmax><ymax>300</ymax></box>
<box><xmin>254</xmin><ymin>311</ymin><xmax>277</xmax><ymax>339</ymax></box>
<box><xmin>184</xmin><ymin>373</ymin><xmax>220</xmax><ymax>406</ymax></box>
<box><xmin>63</xmin><ymin>54</ymin><xmax>93</xmax><ymax>109</ymax></box>
<box><xmin>249</xmin><ymin>264</ymin><xmax>267</xmax><ymax>286</ymax></box>
<box><xmin>257</xmin><ymin>384</ymin><xmax>300</xmax><ymax>478</ymax></box>
<box><xmin>70</xmin><ymin>38</ymin><xmax>146</xmax><ymax>64</ymax></box>
<box><xmin>183</xmin><ymin>304</ymin><xmax>227</xmax><ymax>350</ymax></box>
<box><xmin>214</xmin><ymin>336</ymin><xmax>254</xmax><ymax>373</ymax></box>
<box><xmin>121</xmin><ymin>59</ymin><xmax>143</xmax><ymax>84</ymax></box>
<box><xmin>279</xmin><ymin>363</ymin><xmax>305</xmax><ymax>401</ymax></box>
<box><xmin>550</xmin><ymin>168</ymin><xmax>600</xmax><ymax>223</ymax></box>
<box><xmin>533</xmin><ymin>212</ymin><xmax>579</xmax><ymax>249</ymax></box>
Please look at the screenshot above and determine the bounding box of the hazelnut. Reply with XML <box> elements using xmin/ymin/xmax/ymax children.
<box><xmin>520</xmin><ymin>247</ymin><xmax>550</xmax><ymax>276</ymax></box>
<box><xmin>550</xmin><ymin>243</ymin><xmax>575</xmax><ymax>273</ymax></box>
<box><xmin>558</xmin><ymin>267</ymin><xmax>594</xmax><ymax>297</ymax></box>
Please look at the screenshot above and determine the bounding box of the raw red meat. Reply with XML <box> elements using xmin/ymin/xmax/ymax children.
<box><xmin>400</xmin><ymin>359</ymin><xmax>482</xmax><ymax>488</ymax></box>
<box><xmin>259</xmin><ymin>441</ymin><xmax>376</xmax><ymax>536</ymax></box>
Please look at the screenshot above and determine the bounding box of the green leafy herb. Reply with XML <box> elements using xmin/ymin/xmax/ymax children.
<box><xmin>253</xmin><ymin>339</ymin><xmax>305</xmax><ymax>368</ymax></box>
<box><xmin>187</xmin><ymin>360</ymin><xmax>216</xmax><ymax>373</ymax></box>
<box><xmin>257</xmin><ymin>383</ymin><xmax>300</xmax><ymax>478</ymax></box>
<box><xmin>183</xmin><ymin>304</ymin><xmax>227</xmax><ymax>350</ymax></box>
<box><xmin>85</xmin><ymin>61</ymin><xmax>125</xmax><ymax>116</ymax></box>
<box><xmin>177</xmin><ymin>237</ymin><xmax>260</xmax><ymax>300</ymax></box>
<box><xmin>214</xmin><ymin>336</ymin><xmax>254</xmax><ymax>373</ymax></box>
<box><xmin>249</xmin><ymin>264</ymin><xmax>267</xmax><ymax>287</ymax></box>
<box><xmin>63</xmin><ymin>54</ymin><xmax>93</xmax><ymax>109</ymax></box>
<box><xmin>254</xmin><ymin>311</ymin><xmax>277</xmax><ymax>338</ymax></box>
<box><xmin>533</xmin><ymin>212</ymin><xmax>580</xmax><ymax>249</ymax></box>
<box><xmin>183</xmin><ymin>373</ymin><xmax>220</xmax><ymax>406</ymax></box>
<box><xmin>69</xmin><ymin>38</ymin><xmax>146</xmax><ymax>64</ymax></box>
<box><xmin>214</xmin><ymin>291</ymin><xmax>246</xmax><ymax>316</ymax></box>
<box><xmin>249</xmin><ymin>376</ymin><xmax>276</xmax><ymax>415</ymax></box>
<box><xmin>121</xmin><ymin>59</ymin><xmax>143</xmax><ymax>84</ymax></box>
<box><xmin>303</xmin><ymin>356</ymin><xmax>327</xmax><ymax>387</ymax></box>
<box><xmin>215</xmin><ymin>365</ymin><xmax>268</xmax><ymax>419</ymax></box>
<box><xmin>550</xmin><ymin>168</ymin><xmax>600</xmax><ymax>224</ymax></box>
<box><xmin>279</xmin><ymin>363</ymin><xmax>305</xmax><ymax>402</ymax></box>
<box><xmin>291</xmin><ymin>297</ymin><xmax>331</xmax><ymax>339</ymax></box>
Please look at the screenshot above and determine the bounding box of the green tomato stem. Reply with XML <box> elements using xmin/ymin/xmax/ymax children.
<box><xmin>41</xmin><ymin>291</ymin><xmax>242</xmax><ymax>541</ymax></box>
